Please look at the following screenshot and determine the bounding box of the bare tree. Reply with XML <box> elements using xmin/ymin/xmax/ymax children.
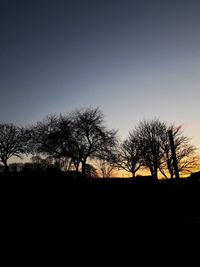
<box><xmin>133</xmin><ymin>119</ymin><xmax>198</xmax><ymax>179</ymax></box>
<box><xmin>68</xmin><ymin>107</ymin><xmax>118</xmax><ymax>177</ymax></box>
<box><xmin>85</xmin><ymin>163</ymin><xmax>99</xmax><ymax>178</ymax></box>
<box><xmin>27</xmin><ymin>114</ymin><xmax>73</xmax><ymax>161</ymax></box>
<box><xmin>135</xmin><ymin>119</ymin><xmax>167</xmax><ymax>180</ymax></box>
<box><xmin>58</xmin><ymin>157</ymin><xmax>74</xmax><ymax>172</ymax></box>
<box><xmin>161</xmin><ymin>125</ymin><xmax>199</xmax><ymax>178</ymax></box>
<box><xmin>118</xmin><ymin>131</ymin><xmax>142</xmax><ymax>178</ymax></box>
<box><xmin>0</xmin><ymin>123</ymin><xmax>26</xmax><ymax>172</ymax></box>
<box><xmin>27</xmin><ymin>115</ymin><xmax>61</xmax><ymax>156</ymax></box>
<box><xmin>30</xmin><ymin>155</ymin><xmax>51</xmax><ymax>171</ymax></box>
<box><xmin>27</xmin><ymin>108</ymin><xmax>118</xmax><ymax>178</ymax></box>
<box><xmin>94</xmin><ymin>159</ymin><xmax>116</xmax><ymax>178</ymax></box>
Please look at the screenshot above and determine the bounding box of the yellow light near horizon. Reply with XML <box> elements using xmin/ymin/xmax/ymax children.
<box><xmin>112</xmin><ymin>164</ymin><xmax>200</xmax><ymax>179</ymax></box>
<box><xmin>111</xmin><ymin>169</ymin><xmax>151</xmax><ymax>178</ymax></box>
<box><xmin>112</xmin><ymin>170</ymin><xmax>132</xmax><ymax>178</ymax></box>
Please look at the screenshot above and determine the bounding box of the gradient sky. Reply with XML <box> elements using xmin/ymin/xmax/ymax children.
<box><xmin>0</xmin><ymin>0</ymin><xmax>200</xmax><ymax>151</ymax></box>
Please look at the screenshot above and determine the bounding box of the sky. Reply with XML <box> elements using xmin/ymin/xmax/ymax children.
<box><xmin>0</xmin><ymin>0</ymin><xmax>200</xmax><ymax>151</ymax></box>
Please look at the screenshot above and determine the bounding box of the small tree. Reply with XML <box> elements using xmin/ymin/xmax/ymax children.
<box><xmin>85</xmin><ymin>163</ymin><xmax>99</xmax><ymax>178</ymax></box>
<box><xmin>0</xmin><ymin>123</ymin><xmax>26</xmax><ymax>172</ymax></box>
<box><xmin>27</xmin><ymin>114</ymin><xmax>73</xmax><ymax>161</ymax></box>
<box><xmin>94</xmin><ymin>159</ymin><xmax>116</xmax><ymax>178</ymax></box>
<box><xmin>27</xmin><ymin>115</ymin><xmax>62</xmax><ymax>156</ymax></box>
<box><xmin>118</xmin><ymin>131</ymin><xmax>142</xmax><ymax>177</ymax></box>
<box><xmin>30</xmin><ymin>155</ymin><xmax>50</xmax><ymax>171</ymax></box>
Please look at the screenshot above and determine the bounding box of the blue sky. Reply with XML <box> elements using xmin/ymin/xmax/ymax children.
<box><xmin>0</xmin><ymin>0</ymin><xmax>200</xmax><ymax>150</ymax></box>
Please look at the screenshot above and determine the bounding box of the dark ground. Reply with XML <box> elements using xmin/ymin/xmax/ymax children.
<box><xmin>1</xmin><ymin>172</ymin><xmax>200</xmax><ymax>264</ymax></box>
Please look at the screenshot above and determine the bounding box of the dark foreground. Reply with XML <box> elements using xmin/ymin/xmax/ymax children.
<box><xmin>1</xmin><ymin>172</ymin><xmax>200</xmax><ymax>264</ymax></box>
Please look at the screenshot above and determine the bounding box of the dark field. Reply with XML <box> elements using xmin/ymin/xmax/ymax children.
<box><xmin>1</xmin><ymin>172</ymin><xmax>200</xmax><ymax>264</ymax></box>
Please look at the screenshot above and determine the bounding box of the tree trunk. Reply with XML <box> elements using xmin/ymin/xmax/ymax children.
<box><xmin>3</xmin><ymin>161</ymin><xmax>9</xmax><ymax>173</ymax></box>
<box><xmin>149</xmin><ymin>165</ymin><xmax>157</xmax><ymax>180</ymax></box>
<box><xmin>159</xmin><ymin>167</ymin><xmax>168</xmax><ymax>179</ymax></box>
<box><xmin>75</xmin><ymin>161</ymin><xmax>80</xmax><ymax>173</ymax></box>
<box><xmin>152</xmin><ymin>166</ymin><xmax>158</xmax><ymax>180</ymax></box>
<box><xmin>154</xmin><ymin>172</ymin><xmax>158</xmax><ymax>180</ymax></box>
<box><xmin>81</xmin><ymin>160</ymin><xmax>87</xmax><ymax>179</ymax></box>
<box><xmin>131</xmin><ymin>171</ymin><xmax>135</xmax><ymax>178</ymax></box>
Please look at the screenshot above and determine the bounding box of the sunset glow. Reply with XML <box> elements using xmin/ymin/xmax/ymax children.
<box><xmin>0</xmin><ymin>0</ymin><xmax>200</xmax><ymax>170</ymax></box>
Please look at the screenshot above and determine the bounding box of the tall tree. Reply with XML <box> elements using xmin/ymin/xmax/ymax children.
<box><xmin>135</xmin><ymin>119</ymin><xmax>167</xmax><ymax>180</ymax></box>
<box><xmin>0</xmin><ymin>123</ymin><xmax>26</xmax><ymax>172</ymax></box>
<box><xmin>68</xmin><ymin>107</ymin><xmax>118</xmax><ymax>177</ymax></box>
<box><xmin>133</xmin><ymin>119</ymin><xmax>198</xmax><ymax>179</ymax></box>
<box><xmin>161</xmin><ymin>124</ymin><xmax>198</xmax><ymax>178</ymax></box>
<box><xmin>27</xmin><ymin>108</ymin><xmax>118</xmax><ymax>177</ymax></box>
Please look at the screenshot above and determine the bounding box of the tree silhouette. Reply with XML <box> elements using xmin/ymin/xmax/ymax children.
<box><xmin>94</xmin><ymin>159</ymin><xmax>116</xmax><ymax>178</ymax></box>
<box><xmin>27</xmin><ymin>115</ymin><xmax>60</xmax><ymax>155</ymax></box>
<box><xmin>127</xmin><ymin>119</ymin><xmax>199</xmax><ymax>179</ymax></box>
<box><xmin>27</xmin><ymin>114</ymin><xmax>73</xmax><ymax>161</ymax></box>
<box><xmin>27</xmin><ymin>108</ymin><xmax>118</xmax><ymax>178</ymax></box>
<box><xmin>2</xmin><ymin>108</ymin><xmax>198</xmax><ymax>179</ymax></box>
<box><xmin>161</xmin><ymin>124</ymin><xmax>198</xmax><ymax>178</ymax></box>
<box><xmin>30</xmin><ymin>155</ymin><xmax>51</xmax><ymax>171</ymax></box>
<box><xmin>67</xmin><ymin>107</ymin><xmax>118</xmax><ymax>177</ymax></box>
<box><xmin>0</xmin><ymin>123</ymin><xmax>26</xmax><ymax>172</ymax></box>
<box><xmin>117</xmin><ymin>130</ymin><xmax>142</xmax><ymax>178</ymax></box>
<box><xmin>85</xmin><ymin>163</ymin><xmax>99</xmax><ymax>178</ymax></box>
<box><xmin>134</xmin><ymin>119</ymin><xmax>167</xmax><ymax>180</ymax></box>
